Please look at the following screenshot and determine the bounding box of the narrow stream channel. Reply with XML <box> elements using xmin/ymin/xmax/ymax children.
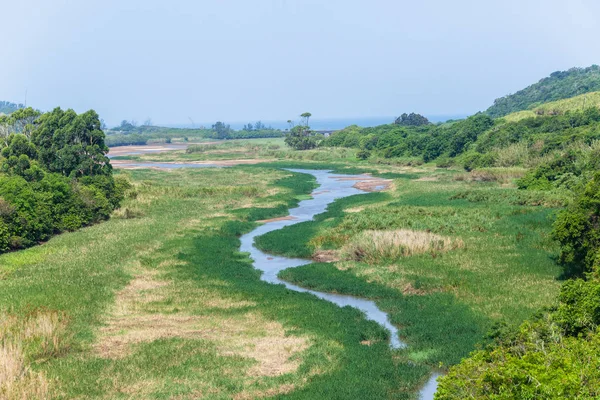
<box><xmin>240</xmin><ymin>169</ymin><xmax>440</xmax><ymax>399</ymax></box>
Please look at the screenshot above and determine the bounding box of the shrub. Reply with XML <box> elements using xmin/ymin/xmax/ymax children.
<box><xmin>552</xmin><ymin>172</ymin><xmax>600</xmax><ymax>276</ymax></box>
<box><xmin>356</xmin><ymin>149</ymin><xmax>371</xmax><ymax>160</ymax></box>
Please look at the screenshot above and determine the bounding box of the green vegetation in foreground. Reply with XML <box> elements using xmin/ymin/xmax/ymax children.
<box><xmin>0</xmin><ymin>166</ymin><xmax>432</xmax><ymax>399</ymax></box>
<box><xmin>485</xmin><ymin>65</ymin><xmax>600</xmax><ymax>117</ymax></box>
<box><xmin>255</xmin><ymin>173</ymin><xmax>563</xmax><ymax>369</ymax></box>
<box><xmin>437</xmin><ymin>173</ymin><xmax>600</xmax><ymax>398</ymax></box>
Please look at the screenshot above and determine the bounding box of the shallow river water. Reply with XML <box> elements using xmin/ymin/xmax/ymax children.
<box><xmin>239</xmin><ymin>169</ymin><xmax>440</xmax><ymax>399</ymax></box>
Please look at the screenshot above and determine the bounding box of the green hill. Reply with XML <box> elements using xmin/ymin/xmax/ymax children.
<box><xmin>485</xmin><ymin>65</ymin><xmax>600</xmax><ymax>118</ymax></box>
<box><xmin>503</xmin><ymin>91</ymin><xmax>600</xmax><ymax>122</ymax></box>
<box><xmin>0</xmin><ymin>100</ymin><xmax>24</xmax><ymax>115</ymax></box>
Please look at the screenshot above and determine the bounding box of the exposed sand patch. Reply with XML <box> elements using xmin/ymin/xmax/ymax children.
<box><xmin>312</xmin><ymin>250</ymin><xmax>340</xmax><ymax>263</ymax></box>
<box><xmin>257</xmin><ymin>215</ymin><xmax>297</xmax><ymax>223</ymax></box>
<box><xmin>108</xmin><ymin>144</ymin><xmax>192</xmax><ymax>157</ymax></box>
<box><xmin>111</xmin><ymin>158</ymin><xmax>269</xmax><ymax>170</ymax></box>
<box><xmin>329</xmin><ymin>174</ymin><xmax>393</xmax><ymax>192</ymax></box>
<box><xmin>353</xmin><ymin>179</ymin><xmax>393</xmax><ymax>192</ymax></box>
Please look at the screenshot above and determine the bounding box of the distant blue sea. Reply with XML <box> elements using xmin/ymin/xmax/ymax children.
<box><xmin>164</xmin><ymin>114</ymin><xmax>468</xmax><ymax>131</ymax></box>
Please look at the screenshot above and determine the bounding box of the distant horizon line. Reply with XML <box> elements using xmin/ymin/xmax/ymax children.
<box><xmin>152</xmin><ymin>113</ymin><xmax>470</xmax><ymax>131</ymax></box>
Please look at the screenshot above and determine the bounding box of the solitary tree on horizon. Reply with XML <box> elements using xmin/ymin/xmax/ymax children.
<box><xmin>300</xmin><ymin>112</ymin><xmax>312</xmax><ymax>127</ymax></box>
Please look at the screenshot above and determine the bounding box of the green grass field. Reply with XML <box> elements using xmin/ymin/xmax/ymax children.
<box><xmin>1</xmin><ymin>166</ymin><xmax>433</xmax><ymax>400</ymax></box>
<box><xmin>255</xmin><ymin>172</ymin><xmax>563</xmax><ymax>368</ymax></box>
<box><xmin>0</xmin><ymin>142</ymin><xmax>567</xmax><ymax>399</ymax></box>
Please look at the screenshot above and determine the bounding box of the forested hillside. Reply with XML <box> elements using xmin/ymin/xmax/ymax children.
<box><xmin>0</xmin><ymin>107</ymin><xmax>127</xmax><ymax>253</ymax></box>
<box><xmin>485</xmin><ymin>65</ymin><xmax>600</xmax><ymax>117</ymax></box>
<box><xmin>0</xmin><ymin>100</ymin><xmax>24</xmax><ymax>115</ymax></box>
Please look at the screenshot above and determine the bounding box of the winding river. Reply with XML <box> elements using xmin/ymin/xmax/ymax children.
<box><xmin>240</xmin><ymin>169</ymin><xmax>440</xmax><ymax>399</ymax></box>
<box><xmin>108</xmin><ymin>146</ymin><xmax>441</xmax><ymax>397</ymax></box>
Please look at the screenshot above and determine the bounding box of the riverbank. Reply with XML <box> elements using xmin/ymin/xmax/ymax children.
<box><xmin>1</xmin><ymin>140</ymin><xmax>566</xmax><ymax>399</ymax></box>
<box><xmin>0</xmin><ymin>166</ymin><xmax>431</xmax><ymax>399</ymax></box>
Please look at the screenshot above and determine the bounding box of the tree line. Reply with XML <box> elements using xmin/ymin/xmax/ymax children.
<box><xmin>105</xmin><ymin>120</ymin><xmax>284</xmax><ymax>146</ymax></box>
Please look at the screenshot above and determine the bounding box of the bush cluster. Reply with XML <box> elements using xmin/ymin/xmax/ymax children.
<box><xmin>0</xmin><ymin>107</ymin><xmax>127</xmax><ymax>253</ymax></box>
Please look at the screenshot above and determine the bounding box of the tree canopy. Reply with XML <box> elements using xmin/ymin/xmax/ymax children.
<box><xmin>0</xmin><ymin>107</ymin><xmax>125</xmax><ymax>254</ymax></box>
<box><xmin>394</xmin><ymin>112</ymin><xmax>430</xmax><ymax>126</ymax></box>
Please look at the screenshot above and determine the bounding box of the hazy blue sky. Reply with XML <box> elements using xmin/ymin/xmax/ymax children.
<box><xmin>2</xmin><ymin>0</ymin><xmax>599</xmax><ymax>126</ymax></box>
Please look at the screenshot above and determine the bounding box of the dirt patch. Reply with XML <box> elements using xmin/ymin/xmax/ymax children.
<box><xmin>111</xmin><ymin>158</ymin><xmax>270</xmax><ymax>170</ymax></box>
<box><xmin>187</xmin><ymin>159</ymin><xmax>269</xmax><ymax>167</ymax></box>
<box><xmin>353</xmin><ymin>179</ymin><xmax>393</xmax><ymax>192</ymax></box>
<box><xmin>257</xmin><ymin>215</ymin><xmax>297</xmax><ymax>223</ymax></box>
<box><xmin>312</xmin><ymin>250</ymin><xmax>340</xmax><ymax>263</ymax></box>
<box><xmin>222</xmin><ymin>318</ymin><xmax>309</xmax><ymax>377</ymax></box>
<box><xmin>95</xmin><ymin>271</ymin><xmax>309</xmax><ymax>378</ymax></box>
<box><xmin>108</xmin><ymin>144</ymin><xmax>192</xmax><ymax>157</ymax></box>
<box><xmin>329</xmin><ymin>174</ymin><xmax>393</xmax><ymax>192</ymax></box>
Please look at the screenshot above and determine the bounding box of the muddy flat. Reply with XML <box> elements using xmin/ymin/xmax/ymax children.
<box><xmin>108</xmin><ymin>143</ymin><xmax>194</xmax><ymax>158</ymax></box>
<box><xmin>330</xmin><ymin>174</ymin><xmax>393</xmax><ymax>192</ymax></box>
<box><xmin>111</xmin><ymin>158</ymin><xmax>271</xmax><ymax>170</ymax></box>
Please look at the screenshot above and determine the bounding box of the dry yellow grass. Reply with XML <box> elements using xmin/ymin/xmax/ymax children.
<box><xmin>0</xmin><ymin>342</ymin><xmax>49</xmax><ymax>400</ymax></box>
<box><xmin>95</xmin><ymin>267</ymin><xmax>310</xmax><ymax>378</ymax></box>
<box><xmin>341</xmin><ymin>229</ymin><xmax>463</xmax><ymax>264</ymax></box>
<box><xmin>0</xmin><ymin>309</ymin><xmax>67</xmax><ymax>400</ymax></box>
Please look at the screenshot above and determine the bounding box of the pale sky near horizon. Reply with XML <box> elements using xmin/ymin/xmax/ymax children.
<box><xmin>2</xmin><ymin>0</ymin><xmax>599</xmax><ymax>126</ymax></box>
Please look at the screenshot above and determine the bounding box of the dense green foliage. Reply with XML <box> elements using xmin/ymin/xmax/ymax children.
<box><xmin>485</xmin><ymin>65</ymin><xmax>600</xmax><ymax>117</ymax></box>
<box><xmin>322</xmin><ymin>114</ymin><xmax>494</xmax><ymax>163</ymax></box>
<box><xmin>0</xmin><ymin>107</ymin><xmax>125</xmax><ymax>254</ymax></box>
<box><xmin>285</xmin><ymin>125</ymin><xmax>320</xmax><ymax>150</ymax></box>
<box><xmin>323</xmin><ymin>105</ymin><xmax>600</xmax><ymax>177</ymax></box>
<box><xmin>552</xmin><ymin>173</ymin><xmax>600</xmax><ymax>277</ymax></box>
<box><xmin>394</xmin><ymin>112</ymin><xmax>431</xmax><ymax>126</ymax></box>
<box><xmin>437</xmin><ymin>173</ymin><xmax>600</xmax><ymax>399</ymax></box>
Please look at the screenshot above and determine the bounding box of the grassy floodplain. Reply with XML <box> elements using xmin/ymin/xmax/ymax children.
<box><xmin>253</xmin><ymin>164</ymin><xmax>564</xmax><ymax>368</ymax></box>
<box><xmin>1</xmin><ymin>164</ymin><xmax>430</xmax><ymax>399</ymax></box>
<box><xmin>1</xmin><ymin>139</ymin><xmax>567</xmax><ymax>399</ymax></box>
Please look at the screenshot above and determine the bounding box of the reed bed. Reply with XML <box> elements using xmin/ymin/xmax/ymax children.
<box><xmin>341</xmin><ymin>229</ymin><xmax>463</xmax><ymax>264</ymax></box>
